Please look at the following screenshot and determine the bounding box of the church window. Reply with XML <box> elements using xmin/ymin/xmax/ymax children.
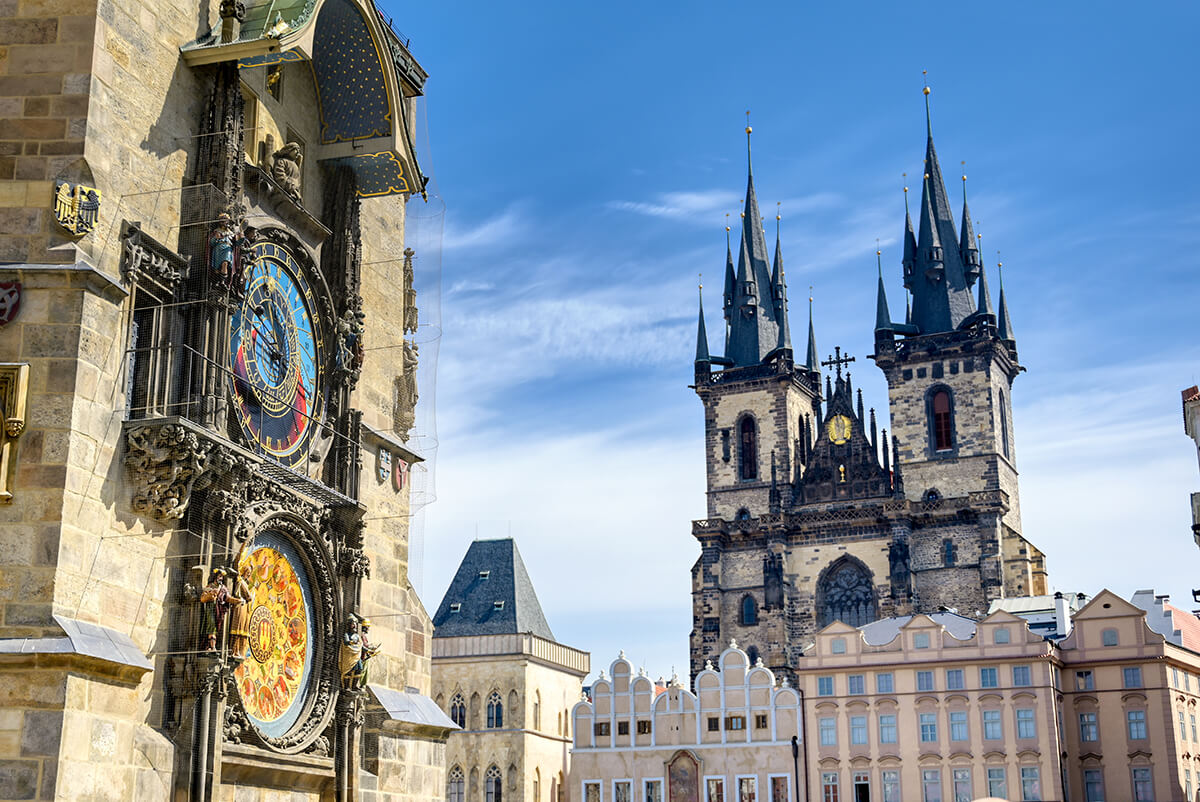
<box><xmin>450</xmin><ymin>693</ymin><xmax>466</xmax><ymax>728</ymax></box>
<box><xmin>486</xmin><ymin>766</ymin><xmax>503</xmax><ymax>802</ymax></box>
<box><xmin>740</xmin><ymin>595</ymin><xmax>758</xmax><ymax>626</ymax></box>
<box><xmin>721</xmin><ymin>429</ymin><xmax>731</xmax><ymax>462</ymax></box>
<box><xmin>486</xmin><ymin>692</ymin><xmax>503</xmax><ymax>728</ymax></box>
<box><xmin>817</xmin><ymin>557</ymin><xmax>878</xmax><ymax>629</ymax></box>
<box><xmin>999</xmin><ymin>389</ymin><xmax>1011</xmax><ymax>458</ymax></box>
<box><xmin>534</xmin><ymin>769</ymin><xmax>541</xmax><ymax>802</ymax></box>
<box><xmin>739</xmin><ymin>416</ymin><xmax>758</xmax><ymax>480</ymax></box>
<box><xmin>448</xmin><ymin>767</ymin><xmax>465</xmax><ymax>802</ymax></box>
<box><xmin>736</xmin><ymin>508</ymin><xmax>751</xmax><ymax>521</ymax></box>
<box><xmin>929</xmin><ymin>388</ymin><xmax>954</xmax><ymax>452</ymax></box>
<box><xmin>1102</xmin><ymin>628</ymin><xmax>1119</xmax><ymax>646</ymax></box>
<box><xmin>942</xmin><ymin>538</ymin><xmax>956</xmax><ymax>566</ymax></box>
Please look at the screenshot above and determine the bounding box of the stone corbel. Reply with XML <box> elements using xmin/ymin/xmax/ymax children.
<box><xmin>125</xmin><ymin>420</ymin><xmax>217</xmax><ymax>521</ymax></box>
<box><xmin>0</xmin><ymin>363</ymin><xmax>30</xmax><ymax>504</ymax></box>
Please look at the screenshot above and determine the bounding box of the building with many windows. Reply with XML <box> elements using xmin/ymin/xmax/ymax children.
<box><xmin>570</xmin><ymin>645</ymin><xmax>802</xmax><ymax>802</ymax></box>
<box><xmin>433</xmin><ymin>539</ymin><xmax>589</xmax><ymax>802</ymax></box>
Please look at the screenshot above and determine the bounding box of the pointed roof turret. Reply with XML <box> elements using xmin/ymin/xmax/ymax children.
<box><xmin>805</xmin><ymin>294</ymin><xmax>819</xmax><ymax>373</ymax></box>
<box><xmin>902</xmin><ymin>182</ymin><xmax>917</xmax><ymax>290</ymax></box>
<box><xmin>432</xmin><ymin>538</ymin><xmax>555</xmax><ymax>640</ymax></box>
<box><xmin>769</xmin><ymin>207</ymin><xmax>792</xmax><ymax>355</ymax></box>
<box><xmin>997</xmin><ymin>261</ymin><xmax>1015</xmax><ymax>343</ymax></box>
<box><xmin>959</xmin><ymin>174</ymin><xmax>981</xmax><ymax>285</ymax></box>
<box><xmin>722</xmin><ymin>222</ymin><xmax>735</xmax><ymax>319</ymax></box>
<box><xmin>874</xmin><ymin>250</ymin><xmax>894</xmax><ymax>333</ymax></box>
<box><xmin>725</xmin><ymin>119</ymin><xmax>780</xmax><ymax>367</ymax></box>
<box><xmin>908</xmin><ymin>83</ymin><xmax>976</xmax><ymax>334</ymax></box>
<box><xmin>695</xmin><ymin>279</ymin><xmax>711</xmax><ymax>364</ymax></box>
<box><xmin>975</xmin><ymin>258</ymin><xmax>994</xmax><ymax>319</ymax></box>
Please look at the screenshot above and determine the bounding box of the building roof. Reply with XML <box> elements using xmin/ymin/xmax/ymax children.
<box><xmin>432</xmin><ymin>538</ymin><xmax>554</xmax><ymax>640</ymax></box>
<box><xmin>1131</xmin><ymin>589</ymin><xmax>1200</xmax><ymax>651</ymax></box>
<box><xmin>988</xmin><ymin>593</ymin><xmax>1087</xmax><ymax>616</ymax></box>
<box><xmin>858</xmin><ymin>612</ymin><xmax>978</xmax><ymax>646</ymax></box>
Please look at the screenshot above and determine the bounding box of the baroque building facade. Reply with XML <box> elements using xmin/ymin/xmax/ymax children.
<box><xmin>0</xmin><ymin>0</ymin><xmax>451</xmax><ymax>799</ymax></box>
<box><xmin>690</xmin><ymin>98</ymin><xmax>1047</xmax><ymax>681</ymax></box>
<box><xmin>431</xmin><ymin>539</ymin><xmax>589</xmax><ymax>802</ymax></box>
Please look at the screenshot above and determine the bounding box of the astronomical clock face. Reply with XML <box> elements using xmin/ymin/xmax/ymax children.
<box><xmin>230</xmin><ymin>234</ymin><xmax>325</xmax><ymax>467</ymax></box>
<box><xmin>827</xmin><ymin>414</ymin><xmax>853</xmax><ymax>445</ymax></box>
<box><xmin>233</xmin><ymin>532</ymin><xmax>315</xmax><ymax>737</ymax></box>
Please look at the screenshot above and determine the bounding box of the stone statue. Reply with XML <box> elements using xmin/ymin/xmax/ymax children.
<box><xmin>198</xmin><ymin>567</ymin><xmax>235</xmax><ymax>653</ymax></box>
<box><xmin>271</xmin><ymin>142</ymin><xmax>303</xmax><ymax>203</ymax></box>
<box><xmin>227</xmin><ymin>564</ymin><xmax>252</xmax><ymax>660</ymax></box>
<box><xmin>339</xmin><ymin>616</ymin><xmax>379</xmax><ymax>690</ymax></box>
<box><xmin>335</xmin><ymin>309</ymin><xmax>365</xmax><ymax>375</ymax></box>
<box><xmin>208</xmin><ymin>213</ymin><xmax>252</xmax><ymax>296</ymax></box>
<box><xmin>394</xmin><ymin>341</ymin><xmax>418</xmax><ymax>441</ymax></box>
<box><xmin>402</xmin><ymin>247</ymin><xmax>418</xmax><ymax>334</ymax></box>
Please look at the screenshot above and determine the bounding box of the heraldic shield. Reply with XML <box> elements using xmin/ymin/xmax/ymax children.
<box><xmin>0</xmin><ymin>283</ymin><xmax>20</xmax><ymax>327</ymax></box>
<box><xmin>53</xmin><ymin>181</ymin><xmax>101</xmax><ymax>236</ymax></box>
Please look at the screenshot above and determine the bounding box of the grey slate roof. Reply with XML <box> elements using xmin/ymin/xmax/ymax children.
<box><xmin>432</xmin><ymin>538</ymin><xmax>554</xmax><ymax>640</ymax></box>
<box><xmin>0</xmin><ymin>614</ymin><xmax>152</xmax><ymax>670</ymax></box>
<box><xmin>859</xmin><ymin>612</ymin><xmax>979</xmax><ymax>646</ymax></box>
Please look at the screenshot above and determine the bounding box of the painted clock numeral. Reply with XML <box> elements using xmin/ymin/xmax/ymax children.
<box><xmin>229</xmin><ymin>234</ymin><xmax>325</xmax><ymax>468</ymax></box>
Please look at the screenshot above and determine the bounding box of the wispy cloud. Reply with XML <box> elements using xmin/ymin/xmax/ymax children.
<box><xmin>606</xmin><ymin>190</ymin><xmax>740</xmax><ymax>222</ymax></box>
<box><xmin>442</xmin><ymin>207</ymin><xmax>525</xmax><ymax>251</ymax></box>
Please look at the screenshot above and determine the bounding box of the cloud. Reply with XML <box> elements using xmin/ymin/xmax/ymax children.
<box><xmin>606</xmin><ymin>190</ymin><xmax>741</xmax><ymax>222</ymax></box>
<box><xmin>442</xmin><ymin>207</ymin><xmax>525</xmax><ymax>251</ymax></box>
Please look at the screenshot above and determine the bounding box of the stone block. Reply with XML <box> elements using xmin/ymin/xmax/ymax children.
<box><xmin>0</xmin><ymin>19</ymin><xmax>57</xmax><ymax>44</ymax></box>
<box><xmin>19</xmin><ymin>710</ymin><xmax>61</xmax><ymax>757</ymax></box>
<box><xmin>0</xmin><ymin>758</ymin><xmax>37</xmax><ymax>799</ymax></box>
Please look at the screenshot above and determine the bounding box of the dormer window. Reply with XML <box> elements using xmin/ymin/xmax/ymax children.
<box><xmin>449</xmin><ymin>603</ymin><xmax>461</xmax><ymax>613</ymax></box>
<box><xmin>479</xmin><ymin>571</ymin><xmax>490</xmax><ymax>580</ymax></box>
<box><xmin>493</xmin><ymin>601</ymin><xmax>505</xmax><ymax>610</ymax></box>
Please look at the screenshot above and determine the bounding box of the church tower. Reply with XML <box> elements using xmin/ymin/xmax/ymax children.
<box><xmin>689</xmin><ymin>102</ymin><xmax>1048</xmax><ymax>683</ymax></box>
<box><xmin>871</xmin><ymin>85</ymin><xmax>1044</xmax><ymax>606</ymax></box>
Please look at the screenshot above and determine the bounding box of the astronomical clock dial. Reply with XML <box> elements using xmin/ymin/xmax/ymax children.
<box><xmin>229</xmin><ymin>235</ymin><xmax>325</xmax><ymax>468</ymax></box>
<box><xmin>232</xmin><ymin>532</ymin><xmax>315</xmax><ymax>737</ymax></box>
<box><xmin>826</xmin><ymin>414</ymin><xmax>853</xmax><ymax>445</ymax></box>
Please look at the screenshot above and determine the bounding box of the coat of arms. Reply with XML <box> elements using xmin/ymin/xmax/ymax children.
<box><xmin>393</xmin><ymin>458</ymin><xmax>409</xmax><ymax>492</ymax></box>
<box><xmin>0</xmin><ymin>282</ymin><xmax>20</xmax><ymax>326</ymax></box>
<box><xmin>377</xmin><ymin>447</ymin><xmax>391</xmax><ymax>484</ymax></box>
<box><xmin>53</xmin><ymin>181</ymin><xmax>101</xmax><ymax>236</ymax></box>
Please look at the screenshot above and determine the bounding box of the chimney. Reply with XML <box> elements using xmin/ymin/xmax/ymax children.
<box><xmin>1054</xmin><ymin>591</ymin><xmax>1070</xmax><ymax>639</ymax></box>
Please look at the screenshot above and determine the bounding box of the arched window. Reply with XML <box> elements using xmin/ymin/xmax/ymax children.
<box><xmin>999</xmin><ymin>389</ymin><xmax>1010</xmax><ymax>459</ymax></box>
<box><xmin>448</xmin><ymin>766</ymin><xmax>465</xmax><ymax>802</ymax></box>
<box><xmin>486</xmin><ymin>691</ymin><xmax>503</xmax><ymax>728</ymax></box>
<box><xmin>450</xmin><ymin>693</ymin><xmax>466</xmax><ymax>729</ymax></box>
<box><xmin>817</xmin><ymin>557</ymin><xmax>878</xmax><ymax>629</ymax></box>
<box><xmin>533</xmin><ymin>690</ymin><xmax>541</xmax><ymax>730</ymax></box>
<box><xmin>739</xmin><ymin>416</ymin><xmax>758</xmax><ymax>480</ymax></box>
<box><xmin>534</xmin><ymin>768</ymin><xmax>541</xmax><ymax>801</ymax></box>
<box><xmin>486</xmin><ymin>765</ymin><xmax>503</xmax><ymax>802</ymax></box>
<box><xmin>931</xmin><ymin>389</ymin><xmax>953</xmax><ymax>451</ymax></box>
<box><xmin>740</xmin><ymin>594</ymin><xmax>758</xmax><ymax>626</ymax></box>
<box><xmin>736</xmin><ymin>507</ymin><xmax>751</xmax><ymax>521</ymax></box>
<box><xmin>942</xmin><ymin>538</ymin><xmax>956</xmax><ymax>567</ymax></box>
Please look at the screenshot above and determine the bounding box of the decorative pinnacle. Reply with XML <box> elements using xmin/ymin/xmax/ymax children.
<box><xmin>902</xmin><ymin>172</ymin><xmax>910</xmax><ymax>215</ymax></box>
<box><xmin>745</xmin><ymin>110</ymin><xmax>753</xmax><ymax>170</ymax></box>
<box><xmin>923</xmin><ymin>70</ymin><xmax>932</xmax><ymax>136</ymax></box>
<box><xmin>961</xmin><ymin>161</ymin><xmax>968</xmax><ymax>203</ymax></box>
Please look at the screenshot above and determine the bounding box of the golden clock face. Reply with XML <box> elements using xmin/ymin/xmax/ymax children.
<box><xmin>827</xmin><ymin>414</ymin><xmax>853</xmax><ymax>445</ymax></box>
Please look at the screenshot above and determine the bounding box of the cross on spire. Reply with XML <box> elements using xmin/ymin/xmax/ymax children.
<box><xmin>821</xmin><ymin>346</ymin><xmax>855</xmax><ymax>379</ymax></box>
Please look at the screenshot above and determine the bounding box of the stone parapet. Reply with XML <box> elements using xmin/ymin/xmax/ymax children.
<box><xmin>433</xmin><ymin>633</ymin><xmax>590</xmax><ymax>676</ymax></box>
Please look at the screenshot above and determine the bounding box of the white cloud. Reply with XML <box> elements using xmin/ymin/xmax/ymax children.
<box><xmin>606</xmin><ymin>190</ymin><xmax>741</xmax><ymax>222</ymax></box>
<box><xmin>442</xmin><ymin>207</ymin><xmax>525</xmax><ymax>251</ymax></box>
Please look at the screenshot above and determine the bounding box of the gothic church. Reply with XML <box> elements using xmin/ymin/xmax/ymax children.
<box><xmin>690</xmin><ymin>97</ymin><xmax>1047</xmax><ymax>680</ymax></box>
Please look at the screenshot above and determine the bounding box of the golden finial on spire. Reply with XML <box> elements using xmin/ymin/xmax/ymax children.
<box><xmin>745</xmin><ymin>109</ymin><xmax>752</xmax><ymax>135</ymax></box>
<box><xmin>776</xmin><ymin>200</ymin><xmax>781</xmax><ymax>222</ymax></box>
<box><xmin>698</xmin><ymin>272</ymin><xmax>703</xmax><ymax>291</ymax></box>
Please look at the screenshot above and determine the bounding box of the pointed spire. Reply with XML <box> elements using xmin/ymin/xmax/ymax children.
<box><xmin>997</xmin><ymin>260</ymin><xmax>1015</xmax><ymax>342</ymax></box>
<box><xmin>825</xmin><ymin>374</ymin><xmax>833</xmax><ymax>404</ymax></box>
<box><xmin>723</xmin><ymin>219</ymin><xmax>735</xmax><ymax>319</ymax></box>
<box><xmin>881</xmin><ymin>429</ymin><xmax>891</xmax><ymax>474</ymax></box>
<box><xmin>695</xmin><ymin>277</ymin><xmax>711</xmax><ymax>364</ymax></box>
<box><xmin>805</xmin><ymin>292</ymin><xmax>819</xmax><ymax>373</ymax></box>
<box><xmin>770</xmin><ymin>204</ymin><xmax>792</xmax><ymax>354</ymax></box>
<box><xmin>869</xmin><ymin>408</ymin><xmax>878</xmax><ymax>451</ymax></box>
<box><xmin>905</xmin><ymin>290</ymin><xmax>912</xmax><ymax>326</ymax></box>
<box><xmin>874</xmin><ymin>249</ymin><xmax>893</xmax><ymax>333</ymax></box>
<box><xmin>902</xmin><ymin>178</ymin><xmax>917</xmax><ymax>290</ymax></box>
<box><xmin>959</xmin><ymin>171</ymin><xmax>980</xmax><ymax>285</ymax></box>
<box><xmin>856</xmin><ymin>387</ymin><xmax>865</xmax><ymax>423</ymax></box>
<box><xmin>892</xmin><ymin>436</ymin><xmax>904</xmax><ymax>497</ymax></box>
<box><xmin>975</xmin><ymin>259</ymin><xmax>994</xmax><ymax>318</ymax></box>
<box><xmin>923</xmin><ymin>77</ymin><xmax>933</xmax><ymax>137</ymax></box>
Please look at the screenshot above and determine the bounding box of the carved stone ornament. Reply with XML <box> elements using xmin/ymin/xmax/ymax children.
<box><xmin>0</xmin><ymin>282</ymin><xmax>21</xmax><ymax>327</ymax></box>
<box><xmin>125</xmin><ymin>423</ymin><xmax>216</xmax><ymax>521</ymax></box>
<box><xmin>0</xmin><ymin>364</ymin><xmax>29</xmax><ymax>504</ymax></box>
<box><xmin>120</xmin><ymin>222</ymin><xmax>185</xmax><ymax>288</ymax></box>
<box><xmin>53</xmin><ymin>180</ymin><xmax>101</xmax><ymax>236</ymax></box>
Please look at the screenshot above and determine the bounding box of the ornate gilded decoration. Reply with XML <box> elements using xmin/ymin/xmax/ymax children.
<box><xmin>53</xmin><ymin>181</ymin><xmax>101</xmax><ymax>236</ymax></box>
<box><xmin>0</xmin><ymin>364</ymin><xmax>29</xmax><ymax>504</ymax></box>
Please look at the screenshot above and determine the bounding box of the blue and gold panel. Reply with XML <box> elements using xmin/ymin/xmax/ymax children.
<box><xmin>238</xmin><ymin>49</ymin><xmax>306</xmax><ymax>70</ymax></box>
<box><xmin>311</xmin><ymin>0</ymin><xmax>392</xmax><ymax>144</ymax></box>
<box><xmin>330</xmin><ymin>151</ymin><xmax>411</xmax><ymax>197</ymax></box>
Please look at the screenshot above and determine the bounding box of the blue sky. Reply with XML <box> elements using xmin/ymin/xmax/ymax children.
<box><xmin>385</xmin><ymin>2</ymin><xmax>1200</xmax><ymax>680</ymax></box>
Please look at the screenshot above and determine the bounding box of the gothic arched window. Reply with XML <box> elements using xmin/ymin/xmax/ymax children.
<box><xmin>739</xmin><ymin>416</ymin><xmax>758</xmax><ymax>480</ymax></box>
<box><xmin>450</xmin><ymin>692</ymin><xmax>466</xmax><ymax>729</ymax></box>
<box><xmin>448</xmin><ymin>767</ymin><xmax>465</xmax><ymax>802</ymax></box>
<box><xmin>817</xmin><ymin>557</ymin><xmax>878</xmax><ymax>629</ymax></box>
<box><xmin>999</xmin><ymin>389</ymin><xmax>1010</xmax><ymax>459</ymax></box>
<box><xmin>486</xmin><ymin>765</ymin><xmax>503</xmax><ymax>802</ymax></box>
<box><xmin>533</xmin><ymin>690</ymin><xmax>541</xmax><ymax>731</ymax></box>
<box><xmin>740</xmin><ymin>594</ymin><xmax>758</xmax><ymax>626</ymax></box>
<box><xmin>486</xmin><ymin>692</ymin><xmax>503</xmax><ymax>728</ymax></box>
<box><xmin>930</xmin><ymin>388</ymin><xmax>954</xmax><ymax>452</ymax></box>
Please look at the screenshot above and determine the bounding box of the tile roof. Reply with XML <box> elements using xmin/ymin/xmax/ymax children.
<box><xmin>432</xmin><ymin>538</ymin><xmax>554</xmax><ymax>640</ymax></box>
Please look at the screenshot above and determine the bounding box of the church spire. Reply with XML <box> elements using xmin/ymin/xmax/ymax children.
<box><xmin>770</xmin><ymin>205</ymin><xmax>792</xmax><ymax>355</ymax></box>
<box><xmin>805</xmin><ymin>293</ymin><xmax>819</xmax><ymax>373</ymax></box>
<box><xmin>997</xmin><ymin>260</ymin><xmax>1015</xmax><ymax>343</ymax></box>
<box><xmin>726</xmin><ymin>116</ymin><xmax>781</xmax><ymax>367</ymax></box>
<box><xmin>874</xmin><ymin>249</ymin><xmax>893</xmax><ymax>333</ymax></box>
<box><xmin>722</xmin><ymin>222</ymin><xmax>734</xmax><ymax>355</ymax></box>
<box><xmin>908</xmin><ymin>83</ymin><xmax>976</xmax><ymax>334</ymax></box>
<box><xmin>959</xmin><ymin>172</ymin><xmax>981</xmax><ymax>286</ymax></box>
<box><xmin>975</xmin><ymin>255</ymin><xmax>994</xmax><ymax>319</ymax></box>
<box><xmin>695</xmin><ymin>278</ymin><xmax>711</xmax><ymax>364</ymax></box>
<box><xmin>902</xmin><ymin>180</ymin><xmax>917</xmax><ymax>291</ymax></box>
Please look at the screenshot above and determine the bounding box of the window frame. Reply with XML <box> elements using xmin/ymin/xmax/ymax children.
<box><xmin>879</xmin><ymin>713</ymin><xmax>898</xmax><ymax>744</ymax></box>
<box><xmin>919</xmin><ymin>712</ymin><xmax>938</xmax><ymax>742</ymax></box>
<box><xmin>850</xmin><ymin>715</ymin><xmax>867</xmax><ymax>745</ymax></box>
<box><xmin>1012</xmin><ymin>664</ymin><xmax>1032</xmax><ymax>687</ymax></box>
<box><xmin>819</xmin><ymin>716</ymin><xmax>837</xmax><ymax>746</ymax></box>
<box><xmin>876</xmin><ymin>672</ymin><xmax>894</xmax><ymax>694</ymax></box>
<box><xmin>738</xmin><ymin>415</ymin><xmax>758</xmax><ymax>481</ymax></box>
<box><xmin>1016</xmin><ymin>708</ymin><xmax>1036</xmax><ymax>739</ymax></box>
<box><xmin>926</xmin><ymin>385</ymin><xmax>957</xmax><ymax>455</ymax></box>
